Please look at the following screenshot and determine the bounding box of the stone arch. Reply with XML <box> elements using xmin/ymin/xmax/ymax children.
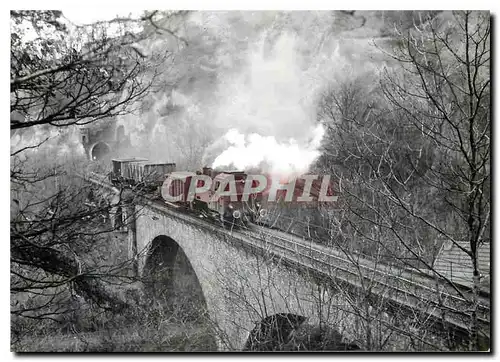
<box><xmin>243</xmin><ymin>313</ymin><xmax>307</xmax><ymax>351</ymax></box>
<box><xmin>243</xmin><ymin>313</ymin><xmax>361</xmax><ymax>351</ymax></box>
<box><xmin>90</xmin><ymin>141</ymin><xmax>110</xmax><ymax>161</ymax></box>
<box><xmin>142</xmin><ymin>235</ymin><xmax>211</xmax><ymax>323</ymax></box>
<box><xmin>285</xmin><ymin>322</ymin><xmax>361</xmax><ymax>351</ymax></box>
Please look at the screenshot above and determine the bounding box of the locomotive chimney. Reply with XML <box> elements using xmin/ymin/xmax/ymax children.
<box><xmin>202</xmin><ymin>166</ymin><xmax>213</xmax><ymax>177</ymax></box>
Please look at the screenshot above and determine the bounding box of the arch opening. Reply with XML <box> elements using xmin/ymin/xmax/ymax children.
<box><xmin>244</xmin><ymin>314</ymin><xmax>361</xmax><ymax>351</ymax></box>
<box><xmin>90</xmin><ymin>141</ymin><xmax>110</xmax><ymax>161</ymax></box>
<box><xmin>143</xmin><ymin>236</ymin><xmax>180</xmax><ymax>303</ymax></box>
<box><xmin>142</xmin><ymin>235</ymin><xmax>216</xmax><ymax>350</ymax></box>
<box><xmin>285</xmin><ymin>322</ymin><xmax>361</xmax><ymax>351</ymax></box>
<box><xmin>243</xmin><ymin>313</ymin><xmax>307</xmax><ymax>351</ymax></box>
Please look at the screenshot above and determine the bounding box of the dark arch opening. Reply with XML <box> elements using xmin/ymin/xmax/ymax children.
<box><xmin>142</xmin><ymin>235</ymin><xmax>217</xmax><ymax>350</ymax></box>
<box><xmin>285</xmin><ymin>322</ymin><xmax>361</xmax><ymax>351</ymax></box>
<box><xmin>143</xmin><ymin>236</ymin><xmax>179</xmax><ymax>302</ymax></box>
<box><xmin>91</xmin><ymin>142</ymin><xmax>110</xmax><ymax>161</ymax></box>
<box><xmin>244</xmin><ymin>314</ymin><xmax>361</xmax><ymax>351</ymax></box>
<box><xmin>143</xmin><ymin>236</ymin><xmax>211</xmax><ymax>320</ymax></box>
<box><xmin>243</xmin><ymin>313</ymin><xmax>307</xmax><ymax>351</ymax></box>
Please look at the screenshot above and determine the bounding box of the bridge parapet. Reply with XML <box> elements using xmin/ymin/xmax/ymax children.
<box><xmin>83</xmin><ymin>174</ymin><xmax>490</xmax><ymax>350</ymax></box>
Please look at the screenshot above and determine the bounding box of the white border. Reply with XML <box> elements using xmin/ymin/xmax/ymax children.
<box><xmin>3</xmin><ymin>3</ymin><xmax>498</xmax><ymax>361</ymax></box>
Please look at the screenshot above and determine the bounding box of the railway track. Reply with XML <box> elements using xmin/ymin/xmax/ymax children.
<box><xmin>242</xmin><ymin>225</ymin><xmax>490</xmax><ymax>336</ymax></box>
<box><xmin>81</xmin><ymin>173</ymin><xmax>490</xmax><ymax>340</ymax></box>
<box><xmin>145</xmin><ymin>197</ymin><xmax>490</xmax><ymax>339</ymax></box>
<box><xmin>249</xmin><ymin>225</ymin><xmax>490</xmax><ymax>309</ymax></box>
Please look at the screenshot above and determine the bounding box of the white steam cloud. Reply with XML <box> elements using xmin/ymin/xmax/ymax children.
<box><xmin>113</xmin><ymin>11</ymin><xmax>386</xmax><ymax>172</ymax></box>
<box><xmin>206</xmin><ymin>32</ymin><xmax>335</xmax><ymax>175</ymax></box>
<box><xmin>212</xmin><ymin>124</ymin><xmax>325</xmax><ymax>175</ymax></box>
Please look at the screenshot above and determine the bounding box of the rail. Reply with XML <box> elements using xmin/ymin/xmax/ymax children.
<box><xmin>82</xmin><ymin>174</ymin><xmax>490</xmax><ymax>340</ymax></box>
<box><xmin>144</xmin><ymin>197</ymin><xmax>490</xmax><ymax>339</ymax></box>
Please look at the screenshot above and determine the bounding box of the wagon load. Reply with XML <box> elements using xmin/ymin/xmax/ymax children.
<box><xmin>110</xmin><ymin>158</ymin><xmax>176</xmax><ymax>191</ymax></box>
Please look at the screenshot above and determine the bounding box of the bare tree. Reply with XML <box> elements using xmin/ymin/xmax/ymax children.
<box><xmin>315</xmin><ymin>10</ymin><xmax>490</xmax><ymax>350</ymax></box>
<box><xmin>10</xmin><ymin>10</ymin><xmax>189</xmax><ymax>130</ymax></box>
<box><xmin>380</xmin><ymin>10</ymin><xmax>490</xmax><ymax>350</ymax></box>
<box><xmin>10</xmin><ymin>10</ymin><xmax>187</xmax><ymax>346</ymax></box>
<box><xmin>200</xmin><ymin>223</ymin><xmax>457</xmax><ymax>351</ymax></box>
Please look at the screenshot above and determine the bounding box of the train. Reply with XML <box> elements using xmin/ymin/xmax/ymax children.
<box><xmin>108</xmin><ymin>157</ymin><xmax>336</xmax><ymax>230</ymax></box>
<box><xmin>110</xmin><ymin>158</ymin><xmax>176</xmax><ymax>191</ymax></box>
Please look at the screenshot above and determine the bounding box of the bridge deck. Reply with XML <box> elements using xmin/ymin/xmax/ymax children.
<box><xmin>82</xmin><ymin>174</ymin><xmax>490</xmax><ymax>341</ymax></box>
<box><xmin>143</xmin><ymin>197</ymin><xmax>490</xmax><ymax>338</ymax></box>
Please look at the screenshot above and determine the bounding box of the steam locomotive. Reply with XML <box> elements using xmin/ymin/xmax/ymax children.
<box><xmin>164</xmin><ymin>167</ymin><xmax>258</xmax><ymax>224</ymax></box>
<box><xmin>108</xmin><ymin>158</ymin><xmax>335</xmax><ymax>229</ymax></box>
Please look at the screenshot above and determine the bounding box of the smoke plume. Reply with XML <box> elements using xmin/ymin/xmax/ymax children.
<box><xmin>113</xmin><ymin>11</ymin><xmax>386</xmax><ymax>172</ymax></box>
<box><xmin>204</xmin><ymin>31</ymin><xmax>334</xmax><ymax>175</ymax></box>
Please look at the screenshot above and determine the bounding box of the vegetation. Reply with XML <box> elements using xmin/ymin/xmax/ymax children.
<box><xmin>10</xmin><ymin>10</ymin><xmax>490</xmax><ymax>352</ymax></box>
<box><xmin>10</xmin><ymin>10</ymin><xmax>208</xmax><ymax>352</ymax></box>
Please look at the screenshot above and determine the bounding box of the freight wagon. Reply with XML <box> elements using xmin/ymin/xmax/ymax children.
<box><xmin>110</xmin><ymin>158</ymin><xmax>176</xmax><ymax>191</ymax></box>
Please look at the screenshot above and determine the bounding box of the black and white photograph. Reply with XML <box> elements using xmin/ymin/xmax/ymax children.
<box><xmin>9</xmin><ymin>7</ymin><xmax>491</xmax><ymax>353</ymax></box>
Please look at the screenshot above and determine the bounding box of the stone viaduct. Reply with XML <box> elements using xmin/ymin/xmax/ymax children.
<box><xmin>85</xmin><ymin>174</ymin><xmax>490</xmax><ymax>351</ymax></box>
<box><xmin>132</xmin><ymin>201</ymin><xmax>359</xmax><ymax>351</ymax></box>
